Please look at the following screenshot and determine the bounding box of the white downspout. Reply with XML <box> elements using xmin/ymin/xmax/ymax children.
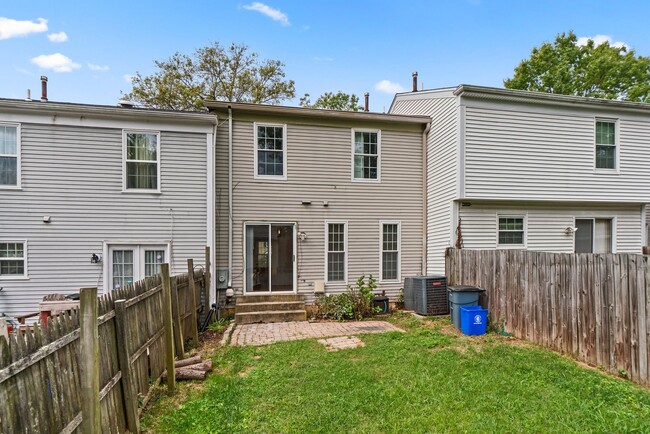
<box><xmin>422</xmin><ymin>122</ymin><xmax>431</xmax><ymax>276</ymax></box>
<box><xmin>208</xmin><ymin>116</ymin><xmax>217</xmax><ymax>305</ymax></box>
<box><xmin>227</xmin><ymin>106</ymin><xmax>233</xmax><ymax>288</ymax></box>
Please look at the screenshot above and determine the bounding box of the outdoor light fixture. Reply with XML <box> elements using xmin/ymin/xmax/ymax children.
<box><xmin>564</xmin><ymin>226</ymin><xmax>578</xmax><ymax>235</ymax></box>
<box><xmin>298</xmin><ymin>231</ymin><xmax>307</xmax><ymax>241</ymax></box>
<box><xmin>90</xmin><ymin>253</ymin><xmax>102</xmax><ymax>264</ymax></box>
<box><xmin>42</xmin><ymin>215</ymin><xmax>51</xmax><ymax>223</ymax></box>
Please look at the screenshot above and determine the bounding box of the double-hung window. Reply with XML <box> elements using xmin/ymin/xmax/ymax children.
<box><xmin>352</xmin><ymin>129</ymin><xmax>380</xmax><ymax>181</ymax></box>
<box><xmin>255</xmin><ymin>123</ymin><xmax>286</xmax><ymax>179</ymax></box>
<box><xmin>124</xmin><ymin>131</ymin><xmax>160</xmax><ymax>191</ymax></box>
<box><xmin>381</xmin><ymin>222</ymin><xmax>400</xmax><ymax>281</ymax></box>
<box><xmin>0</xmin><ymin>242</ymin><xmax>26</xmax><ymax>278</ymax></box>
<box><xmin>595</xmin><ymin>120</ymin><xmax>617</xmax><ymax>170</ymax></box>
<box><xmin>498</xmin><ymin>216</ymin><xmax>525</xmax><ymax>247</ymax></box>
<box><xmin>326</xmin><ymin>222</ymin><xmax>347</xmax><ymax>282</ymax></box>
<box><xmin>108</xmin><ymin>244</ymin><xmax>167</xmax><ymax>290</ymax></box>
<box><xmin>0</xmin><ymin>124</ymin><xmax>19</xmax><ymax>187</ymax></box>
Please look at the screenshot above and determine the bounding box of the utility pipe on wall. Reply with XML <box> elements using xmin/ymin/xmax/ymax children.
<box><xmin>422</xmin><ymin>122</ymin><xmax>431</xmax><ymax>276</ymax></box>
<box><xmin>227</xmin><ymin>106</ymin><xmax>233</xmax><ymax>288</ymax></box>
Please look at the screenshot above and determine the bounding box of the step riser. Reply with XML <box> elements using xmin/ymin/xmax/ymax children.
<box><xmin>238</xmin><ymin>294</ymin><xmax>303</xmax><ymax>303</ymax></box>
<box><xmin>235</xmin><ymin>302</ymin><xmax>305</xmax><ymax>313</ymax></box>
<box><xmin>235</xmin><ymin>311</ymin><xmax>307</xmax><ymax>324</ymax></box>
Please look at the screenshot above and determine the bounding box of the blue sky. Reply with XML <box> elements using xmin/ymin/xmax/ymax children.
<box><xmin>2</xmin><ymin>1</ymin><xmax>649</xmax><ymax>112</ymax></box>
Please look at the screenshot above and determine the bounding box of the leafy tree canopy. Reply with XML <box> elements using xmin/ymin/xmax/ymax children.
<box><xmin>299</xmin><ymin>91</ymin><xmax>363</xmax><ymax>111</ymax></box>
<box><xmin>123</xmin><ymin>42</ymin><xmax>295</xmax><ymax>111</ymax></box>
<box><xmin>504</xmin><ymin>31</ymin><xmax>650</xmax><ymax>102</ymax></box>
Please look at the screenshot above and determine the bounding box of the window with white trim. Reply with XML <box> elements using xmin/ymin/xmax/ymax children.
<box><xmin>255</xmin><ymin>123</ymin><xmax>286</xmax><ymax>178</ymax></box>
<box><xmin>125</xmin><ymin>131</ymin><xmax>159</xmax><ymax>190</ymax></box>
<box><xmin>0</xmin><ymin>242</ymin><xmax>26</xmax><ymax>277</ymax></box>
<box><xmin>326</xmin><ymin>223</ymin><xmax>346</xmax><ymax>282</ymax></box>
<box><xmin>381</xmin><ymin>223</ymin><xmax>400</xmax><ymax>281</ymax></box>
<box><xmin>595</xmin><ymin>120</ymin><xmax>616</xmax><ymax>169</ymax></box>
<box><xmin>353</xmin><ymin>130</ymin><xmax>380</xmax><ymax>180</ymax></box>
<box><xmin>0</xmin><ymin>124</ymin><xmax>19</xmax><ymax>187</ymax></box>
<box><xmin>108</xmin><ymin>245</ymin><xmax>166</xmax><ymax>290</ymax></box>
<box><xmin>498</xmin><ymin>216</ymin><xmax>525</xmax><ymax>246</ymax></box>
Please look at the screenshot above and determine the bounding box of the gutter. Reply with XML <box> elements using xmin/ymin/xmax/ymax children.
<box><xmin>227</xmin><ymin>106</ymin><xmax>233</xmax><ymax>289</ymax></box>
<box><xmin>422</xmin><ymin>122</ymin><xmax>431</xmax><ymax>275</ymax></box>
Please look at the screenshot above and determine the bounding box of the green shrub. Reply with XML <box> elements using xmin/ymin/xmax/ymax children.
<box><xmin>315</xmin><ymin>275</ymin><xmax>380</xmax><ymax>320</ymax></box>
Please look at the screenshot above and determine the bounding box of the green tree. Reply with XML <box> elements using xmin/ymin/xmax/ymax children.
<box><xmin>504</xmin><ymin>31</ymin><xmax>650</xmax><ymax>102</ymax></box>
<box><xmin>123</xmin><ymin>42</ymin><xmax>295</xmax><ymax>111</ymax></box>
<box><xmin>299</xmin><ymin>91</ymin><xmax>363</xmax><ymax>111</ymax></box>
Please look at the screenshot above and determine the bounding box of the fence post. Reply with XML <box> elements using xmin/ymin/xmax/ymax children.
<box><xmin>161</xmin><ymin>264</ymin><xmax>176</xmax><ymax>394</ymax></box>
<box><xmin>204</xmin><ymin>246</ymin><xmax>211</xmax><ymax>310</ymax></box>
<box><xmin>80</xmin><ymin>287</ymin><xmax>101</xmax><ymax>434</ymax></box>
<box><xmin>187</xmin><ymin>259</ymin><xmax>200</xmax><ymax>346</ymax></box>
<box><xmin>170</xmin><ymin>277</ymin><xmax>185</xmax><ymax>359</ymax></box>
<box><xmin>114</xmin><ymin>299</ymin><xmax>140</xmax><ymax>433</ymax></box>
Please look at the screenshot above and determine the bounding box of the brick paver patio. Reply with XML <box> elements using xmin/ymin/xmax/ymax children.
<box><xmin>230</xmin><ymin>321</ymin><xmax>403</xmax><ymax>346</ymax></box>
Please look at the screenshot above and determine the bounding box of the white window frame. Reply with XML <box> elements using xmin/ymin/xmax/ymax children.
<box><xmin>594</xmin><ymin>118</ymin><xmax>619</xmax><ymax>173</ymax></box>
<box><xmin>325</xmin><ymin>221</ymin><xmax>348</xmax><ymax>284</ymax></box>
<box><xmin>122</xmin><ymin>130</ymin><xmax>161</xmax><ymax>193</ymax></box>
<box><xmin>253</xmin><ymin>122</ymin><xmax>288</xmax><ymax>181</ymax></box>
<box><xmin>379</xmin><ymin>221</ymin><xmax>401</xmax><ymax>283</ymax></box>
<box><xmin>0</xmin><ymin>123</ymin><xmax>21</xmax><ymax>189</ymax></box>
<box><xmin>573</xmin><ymin>216</ymin><xmax>617</xmax><ymax>254</ymax></box>
<box><xmin>0</xmin><ymin>240</ymin><xmax>28</xmax><ymax>280</ymax></box>
<box><xmin>102</xmin><ymin>241</ymin><xmax>170</xmax><ymax>293</ymax></box>
<box><xmin>351</xmin><ymin>128</ymin><xmax>381</xmax><ymax>182</ymax></box>
<box><xmin>496</xmin><ymin>214</ymin><xmax>527</xmax><ymax>249</ymax></box>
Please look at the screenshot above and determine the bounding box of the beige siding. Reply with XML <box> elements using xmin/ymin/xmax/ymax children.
<box><xmin>463</xmin><ymin>102</ymin><xmax>650</xmax><ymax>202</ymax></box>
<box><xmin>392</xmin><ymin>95</ymin><xmax>458</xmax><ymax>275</ymax></box>
<box><xmin>215</xmin><ymin>117</ymin><xmax>424</xmax><ymax>300</ymax></box>
<box><xmin>0</xmin><ymin>123</ymin><xmax>208</xmax><ymax>317</ymax></box>
<box><xmin>460</xmin><ymin>202</ymin><xmax>643</xmax><ymax>253</ymax></box>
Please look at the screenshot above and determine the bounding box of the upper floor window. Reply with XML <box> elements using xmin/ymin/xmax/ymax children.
<box><xmin>255</xmin><ymin>123</ymin><xmax>286</xmax><ymax>180</ymax></box>
<box><xmin>352</xmin><ymin>129</ymin><xmax>380</xmax><ymax>181</ymax></box>
<box><xmin>0</xmin><ymin>124</ymin><xmax>19</xmax><ymax>187</ymax></box>
<box><xmin>595</xmin><ymin>120</ymin><xmax>616</xmax><ymax>170</ymax></box>
<box><xmin>0</xmin><ymin>242</ymin><xmax>26</xmax><ymax>278</ymax></box>
<box><xmin>124</xmin><ymin>131</ymin><xmax>160</xmax><ymax>191</ymax></box>
<box><xmin>498</xmin><ymin>216</ymin><xmax>525</xmax><ymax>247</ymax></box>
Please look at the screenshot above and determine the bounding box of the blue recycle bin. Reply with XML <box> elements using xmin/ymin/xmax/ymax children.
<box><xmin>448</xmin><ymin>286</ymin><xmax>485</xmax><ymax>330</ymax></box>
<box><xmin>460</xmin><ymin>305</ymin><xmax>488</xmax><ymax>336</ymax></box>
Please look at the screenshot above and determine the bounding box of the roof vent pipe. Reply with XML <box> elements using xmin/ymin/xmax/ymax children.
<box><xmin>412</xmin><ymin>71</ymin><xmax>418</xmax><ymax>92</ymax></box>
<box><xmin>364</xmin><ymin>92</ymin><xmax>369</xmax><ymax>112</ymax></box>
<box><xmin>40</xmin><ymin>76</ymin><xmax>48</xmax><ymax>102</ymax></box>
<box><xmin>26</xmin><ymin>89</ymin><xmax>31</xmax><ymax>102</ymax></box>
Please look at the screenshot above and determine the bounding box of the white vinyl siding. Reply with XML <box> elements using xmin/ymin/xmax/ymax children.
<box><xmin>326</xmin><ymin>222</ymin><xmax>347</xmax><ymax>283</ymax></box>
<box><xmin>124</xmin><ymin>131</ymin><xmax>160</xmax><ymax>191</ymax></box>
<box><xmin>380</xmin><ymin>222</ymin><xmax>400</xmax><ymax>282</ymax></box>
<box><xmin>0</xmin><ymin>124</ymin><xmax>19</xmax><ymax>188</ymax></box>
<box><xmin>595</xmin><ymin>119</ymin><xmax>617</xmax><ymax>170</ymax></box>
<box><xmin>0</xmin><ymin>242</ymin><xmax>26</xmax><ymax>278</ymax></box>
<box><xmin>254</xmin><ymin>123</ymin><xmax>287</xmax><ymax>180</ymax></box>
<box><xmin>352</xmin><ymin>129</ymin><xmax>380</xmax><ymax>181</ymax></box>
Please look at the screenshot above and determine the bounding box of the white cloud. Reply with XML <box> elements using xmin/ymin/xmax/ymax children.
<box><xmin>576</xmin><ymin>34</ymin><xmax>627</xmax><ymax>49</ymax></box>
<box><xmin>314</xmin><ymin>56</ymin><xmax>333</xmax><ymax>62</ymax></box>
<box><xmin>88</xmin><ymin>63</ymin><xmax>109</xmax><ymax>71</ymax></box>
<box><xmin>31</xmin><ymin>53</ymin><xmax>80</xmax><ymax>72</ymax></box>
<box><xmin>123</xmin><ymin>74</ymin><xmax>133</xmax><ymax>83</ymax></box>
<box><xmin>0</xmin><ymin>17</ymin><xmax>47</xmax><ymax>40</ymax></box>
<box><xmin>47</xmin><ymin>31</ymin><xmax>68</xmax><ymax>43</ymax></box>
<box><xmin>375</xmin><ymin>80</ymin><xmax>405</xmax><ymax>94</ymax></box>
<box><xmin>243</xmin><ymin>2</ymin><xmax>290</xmax><ymax>26</ymax></box>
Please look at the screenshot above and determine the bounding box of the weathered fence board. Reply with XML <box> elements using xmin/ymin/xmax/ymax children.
<box><xmin>446</xmin><ymin>248</ymin><xmax>650</xmax><ymax>387</ymax></box>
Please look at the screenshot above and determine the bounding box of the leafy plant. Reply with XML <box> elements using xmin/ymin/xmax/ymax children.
<box><xmin>207</xmin><ymin>318</ymin><xmax>231</xmax><ymax>333</ymax></box>
<box><xmin>396</xmin><ymin>288</ymin><xmax>405</xmax><ymax>309</ymax></box>
<box><xmin>315</xmin><ymin>275</ymin><xmax>380</xmax><ymax>320</ymax></box>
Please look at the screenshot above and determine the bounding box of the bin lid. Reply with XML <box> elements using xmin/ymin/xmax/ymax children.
<box><xmin>448</xmin><ymin>285</ymin><xmax>485</xmax><ymax>293</ymax></box>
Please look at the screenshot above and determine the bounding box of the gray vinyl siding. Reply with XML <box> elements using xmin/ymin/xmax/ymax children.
<box><xmin>462</xmin><ymin>101</ymin><xmax>650</xmax><ymax>202</ymax></box>
<box><xmin>459</xmin><ymin>202</ymin><xmax>643</xmax><ymax>253</ymax></box>
<box><xmin>391</xmin><ymin>95</ymin><xmax>458</xmax><ymax>275</ymax></box>
<box><xmin>215</xmin><ymin>117</ymin><xmax>423</xmax><ymax>300</ymax></box>
<box><xmin>0</xmin><ymin>123</ymin><xmax>208</xmax><ymax>317</ymax></box>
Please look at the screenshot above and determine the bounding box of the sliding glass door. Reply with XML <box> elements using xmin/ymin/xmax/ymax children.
<box><xmin>245</xmin><ymin>223</ymin><xmax>296</xmax><ymax>293</ymax></box>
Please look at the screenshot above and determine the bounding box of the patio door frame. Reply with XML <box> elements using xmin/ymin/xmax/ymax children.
<box><xmin>243</xmin><ymin>221</ymin><xmax>297</xmax><ymax>294</ymax></box>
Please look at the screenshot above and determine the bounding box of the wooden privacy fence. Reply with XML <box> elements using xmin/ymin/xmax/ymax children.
<box><xmin>445</xmin><ymin>248</ymin><xmax>650</xmax><ymax>387</ymax></box>
<box><xmin>0</xmin><ymin>257</ymin><xmax>207</xmax><ymax>434</ymax></box>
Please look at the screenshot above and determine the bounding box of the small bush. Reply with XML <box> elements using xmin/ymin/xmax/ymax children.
<box><xmin>315</xmin><ymin>275</ymin><xmax>380</xmax><ymax>320</ymax></box>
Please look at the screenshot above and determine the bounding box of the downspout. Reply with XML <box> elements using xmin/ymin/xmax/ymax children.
<box><xmin>227</xmin><ymin>106</ymin><xmax>233</xmax><ymax>288</ymax></box>
<box><xmin>209</xmin><ymin>116</ymin><xmax>217</xmax><ymax>305</ymax></box>
<box><xmin>422</xmin><ymin>122</ymin><xmax>431</xmax><ymax>276</ymax></box>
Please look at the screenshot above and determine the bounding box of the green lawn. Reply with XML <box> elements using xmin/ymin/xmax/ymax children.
<box><xmin>142</xmin><ymin>314</ymin><xmax>650</xmax><ymax>433</ymax></box>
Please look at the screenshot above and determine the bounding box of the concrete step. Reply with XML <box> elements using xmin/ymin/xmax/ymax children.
<box><xmin>237</xmin><ymin>294</ymin><xmax>303</xmax><ymax>304</ymax></box>
<box><xmin>235</xmin><ymin>300</ymin><xmax>305</xmax><ymax>313</ymax></box>
<box><xmin>235</xmin><ymin>310</ymin><xmax>307</xmax><ymax>324</ymax></box>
